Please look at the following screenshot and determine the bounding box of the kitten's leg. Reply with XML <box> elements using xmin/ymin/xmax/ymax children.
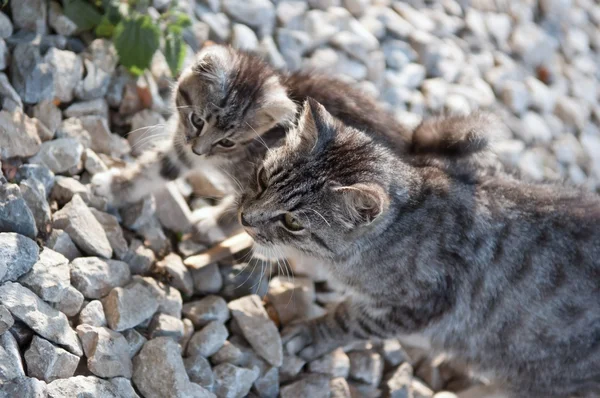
<box><xmin>191</xmin><ymin>194</ymin><xmax>240</xmax><ymax>244</ymax></box>
<box><xmin>92</xmin><ymin>141</ymin><xmax>192</xmax><ymax>207</ymax></box>
<box><xmin>282</xmin><ymin>300</ymin><xmax>396</xmax><ymax>361</ymax></box>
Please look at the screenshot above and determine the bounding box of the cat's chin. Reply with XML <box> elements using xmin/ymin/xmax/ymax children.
<box><xmin>250</xmin><ymin>241</ymin><xmax>300</xmax><ymax>261</ymax></box>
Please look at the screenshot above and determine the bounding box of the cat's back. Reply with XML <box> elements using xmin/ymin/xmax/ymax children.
<box><xmin>281</xmin><ymin>71</ymin><xmax>411</xmax><ymax>151</ymax></box>
<box><xmin>456</xmin><ymin>176</ymin><xmax>600</xmax><ymax>397</ymax></box>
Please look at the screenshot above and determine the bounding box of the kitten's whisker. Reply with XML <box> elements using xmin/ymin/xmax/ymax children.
<box><xmin>246</xmin><ymin>122</ymin><xmax>271</xmax><ymax>153</ymax></box>
<box><xmin>124</xmin><ymin>123</ymin><xmax>166</xmax><ymax>137</ymax></box>
<box><xmin>130</xmin><ymin>132</ymin><xmax>169</xmax><ymax>151</ymax></box>
<box><xmin>130</xmin><ymin>124</ymin><xmax>168</xmax><ymax>149</ymax></box>
<box><xmin>130</xmin><ymin>133</ymin><xmax>169</xmax><ymax>151</ymax></box>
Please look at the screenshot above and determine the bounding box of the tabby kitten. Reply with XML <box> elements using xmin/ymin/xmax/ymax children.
<box><xmin>92</xmin><ymin>45</ymin><xmax>408</xmax><ymax>235</ymax></box>
<box><xmin>238</xmin><ymin>99</ymin><xmax>600</xmax><ymax>398</ymax></box>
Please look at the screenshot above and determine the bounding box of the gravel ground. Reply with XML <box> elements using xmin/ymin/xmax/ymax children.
<box><xmin>0</xmin><ymin>0</ymin><xmax>599</xmax><ymax>397</ymax></box>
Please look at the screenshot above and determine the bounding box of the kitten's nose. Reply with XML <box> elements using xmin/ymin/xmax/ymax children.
<box><xmin>192</xmin><ymin>147</ymin><xmax>207</xmax><ymax>156</ymax></box>
<box><xmin>191</xmin><ymin>139</ymin><xmax>210</xmax><ymax>156</ymax></box>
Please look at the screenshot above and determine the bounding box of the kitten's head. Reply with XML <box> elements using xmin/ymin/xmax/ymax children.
<box><xmin>239</xmin><ymin>99</ymin><xmax>397</xmax><ymax>259</ymax></box>
<box><xmin>173</xmin><ymin>45</ymin><xmax>296</xmax><ymax>158</ymax></box>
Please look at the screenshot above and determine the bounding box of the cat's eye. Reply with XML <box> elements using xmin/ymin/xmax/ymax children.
<box><xmin>189</xmin><ymin>113</ymin><xmax>204</xmax><ymax>131</ymax></box>
<box><xmin>282</xmin><ymin>213</ymin><xmax>303</xmax><ymax>232</ymax></box>
<box><xmin>217</xmin><ymin>138</ymin><xmax>235</xmax><ymax>148</ymax></box>
<box><xmin>257</xmin><ymin>167</ymin><xmax>268</xmax><ymax>191</ymax></box>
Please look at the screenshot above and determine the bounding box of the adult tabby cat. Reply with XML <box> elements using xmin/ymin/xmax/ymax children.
<box><xmin>238</xmin><ymin>98</ymin><xmax>600</xmax><ymax>398</ymax></box>
<box><xmin>91</xmin><ymin>45</ymin><xmax>408</xmax><ymax>236</ymax></box>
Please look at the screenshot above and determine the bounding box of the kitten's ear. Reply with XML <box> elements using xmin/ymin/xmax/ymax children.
<box><xmin>334</xmin><ymin>183</ymin><xmax>388</xmax><ymax>226</ymax></box>
<box><xmin>261</xmin><ymin>77</ymin><xmax>297</xmax><ymax>126</ymax></box>
<box><xmin>192</xmin><ymin>45</ymin><xmax>232</xmax><ymax>85</ymax></box>
<box><xmin>288</xmin><ymin>98</ymin><xmax>335</xmax><ymax>152</ymax></box>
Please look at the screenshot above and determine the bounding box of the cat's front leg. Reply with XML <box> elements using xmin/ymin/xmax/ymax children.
<box><xmin>282</xmin><ymin>300</ymin><xmax>393</xmax><ymax>361</ymax></box>
<box><xmin>92</xmin><ymin>142</ymin><xmax>191</xmax><ymax>207</ymax></box>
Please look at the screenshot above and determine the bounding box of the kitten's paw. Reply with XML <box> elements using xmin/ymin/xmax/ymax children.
<box><xmin>191</xmin><ymin>206</ymin><xmax>228</xmax><ymax>244</ymax></box>
<box><xmin>91</xmin><ymin>169</ymin><xmax>124</xmax><ymax>206</ymax></box>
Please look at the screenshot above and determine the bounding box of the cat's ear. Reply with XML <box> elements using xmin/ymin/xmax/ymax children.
<box><xmin>260</xmin><ymin>76</ymin><xmax>297</xmax><ymax>126</ymax></box>
<box><xmin>192</xmin><ymin>45</ymin><xmax>232</xmax><ymax>85</ymax></box>
<box><xmin>288</xmin><ymin>98</ymin><xmax>335</xmax><ymax>152</ymax></box>
<box><xmin>334</xmin><ymin>183</ymin><xmax>388</xmax><ymax>226</ymax></box>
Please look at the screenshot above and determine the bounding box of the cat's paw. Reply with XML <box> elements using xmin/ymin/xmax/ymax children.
<box><xmin>191</xmin><ymin>206</ymin><xmax>228</xmax><ymax>244</ymax></box>
<box><xmin>281</xmin><ymin>321</ymin><xmax>337</xmax><ymax>361</ymax></box>
<box><xmin>91</xmin><ymin>169</ymin><xmax>124</xmax><ymax>206</ymax></box>
<box><xmin>281</xmin><ymin>323</ymin><xmax>313</xmax><ymax>355</ymax></box>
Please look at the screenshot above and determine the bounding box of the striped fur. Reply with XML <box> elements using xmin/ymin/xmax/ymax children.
<box><xmin>239</xmin><ymin>100</ymin><xmax>600</xmax><ymax>398</ymax></box>
<box><xmin>91</xmin><ymin>45</ymin><xmax>409</xmax><ymax>237</ymax></box>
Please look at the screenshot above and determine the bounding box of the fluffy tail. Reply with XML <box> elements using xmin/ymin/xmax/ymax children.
<box><xmin>410</xmin><ymin>112</ymin><xmax>508</xmax><ymax>158</ymax></box>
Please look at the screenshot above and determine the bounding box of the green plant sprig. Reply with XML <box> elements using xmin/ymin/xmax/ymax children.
<box><xmin>63</xmin><ymin>0</ymin><xmax>191</xmax><ymax>77</ymax></box>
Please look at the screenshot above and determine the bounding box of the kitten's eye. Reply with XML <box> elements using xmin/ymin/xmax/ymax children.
<box><xmin>257</xmin><ymin>167</ymin><xmax>268</xmax><ymax>191</ymax></box>
<box><xmin>282</xmin><ymin>213</ymin><xmax>303</xmax><ymax>232</ymax></box>
<box><xmin>217</xmin><ymin>138</ymin><xmax>235</xmax><ymax>148</ymax></box>
<box><xmin>189</xmin><ymin>113</ymin><xmax>204</xmax><ymax>131</ymax></box>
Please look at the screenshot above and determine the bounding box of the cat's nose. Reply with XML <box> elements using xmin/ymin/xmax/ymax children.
<box><xmin>240</xmin><ymin>212</ymin><xmax>251</xmax><ymax>227</ymax></box>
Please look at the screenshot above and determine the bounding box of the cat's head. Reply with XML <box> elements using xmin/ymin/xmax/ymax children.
<box><xmin>173</xmin><ymin>45</ymin><xmax>296</xmax><ymax>158</ymax></box>
<box><xmin>239</xmin><ymin>98</ymin><xmax>398</xmax><ymax>259</ymax></box>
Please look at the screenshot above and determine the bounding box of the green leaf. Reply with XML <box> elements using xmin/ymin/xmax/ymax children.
<box><xmin>94</xmin><ymin>16</ymin><xmax>115</xmax><ymax>37</ymax></box>
<box><xmin>164</xmin><ymin>33</ymin><xmax>187</xmax><ymax>77</ymax></box>
<box><xmin>171</xmin><ymin>12</ymin><xmax>192</xmax><ymax>28</ymax></box>
<box><xmin>113</xmin><ymin>15</ymin><xmax>161</xmax><ymax>76</ymax></box>
<box><xmin>166</xmin><ymin>23</ymin><xmax>183</xmax><ymax>35</ymax></box>
<box><xmin>63</xmin><ymin>0</ymin><xmax>103</xmax><ymax>31</ymax></box>
<box><xmin>103</xmin><ymin>0</ymin><xmax>123</xmax><ymax>24</ymax></box>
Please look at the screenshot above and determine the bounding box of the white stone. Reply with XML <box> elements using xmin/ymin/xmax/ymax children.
<box><xmin>77</xmin><ymin>324</ymin><xmax>132</xmax><ymax>378</ymax></box>
<box><xmin>79</xmin><ymin>300</ymin><xmax>107</xmax><ymax>327</ymax></box>
<box><xmin>231</xmin><ymin>24</ymin><xmax>259</xmax><ymax>52</ymax></box>
<box><xmin>47</xmin><ymin>376</ymin><xmax>139</xmax><ymax>398</ymax></box>
<box><xmin>44</xmin><ymin>48</ymin><xmax>83</xmax><ymax>103</ymax></box>
<box><xmin>24</xmin><ymin>335</ymin><xmax>79</xmax><ymax>382</ymax></box>
<box><xmin>133</xmin><ymin>337</ymin><xmax>209</xmax><ymax>398</ymax></box>
<box><xmin>53</xmin><ymin>195</ymin><xmax>112</xmax><ymax>258</ymax></box>
<box><xmin>29</xmin><ymin>138</ymin><xmax>84</xmax><ymax>175</ymax></box>
<box><xmin>183</xmin><ymin>295</ymin><xmax>230</xmax><ymax>328</ymax></box>
<box><xmin>187</xmin><ymin>321</ymin><xmax>229</xmax><ymax>357</ymax></box>
<box><xmin>228</xmin><ymin>295</ymin><xmax>283</xmax><ymax>367</ymax></box>
<box><xmin>103</xmin><ymin>282</ymin><xmax>159</xmax><ymax>331</ymax></box>
<box><xmin>18</xmin><ymin>248</ymin><xmax>70</xmax><ymax>303</ymax></box>
<box><xmin>0</xmin><ymin>282</ymin><xmax>82</xmax><ymax>356</ymax></box>
<box><xmin>213</xmin><ymin>363</ymin><xmax>260</xmax><ymax>398</ymax></box>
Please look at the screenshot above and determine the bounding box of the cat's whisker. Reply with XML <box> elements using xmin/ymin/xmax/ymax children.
<box><xmin>303</xmin><ymin>208</ymin><xmax>331</xmax><ymax>227</ymax></box>
<box><xmin>237</xmin><ymin>248</ymin><xmax>254</xmax><ymax>264</ymax></box>
<box><xmin>251</xmin><ymin>256</ymin><xmax>267</xmax><ymax>294</ymax></box>
<box><xmin>236</xmin><ymin>253</ymin><xmax>260</xmax><ymax>289</ymax></box>
<box><xmin>216</xmin><ymin>166</ymin><xmax>244</xmax><ymax>195</ymax></box>
<box><xmin>295</xmin><ymin>213</ymin><xmax>312</xmax><ymax>230</ymax></box>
